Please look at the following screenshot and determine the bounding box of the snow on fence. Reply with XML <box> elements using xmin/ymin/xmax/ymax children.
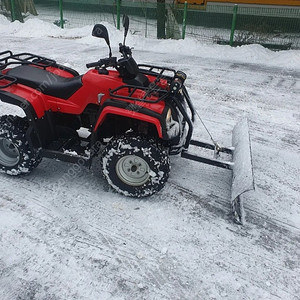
<box><xmin>1</xmin><ymin>0</ymin><xmax>299</xmax><ymax>49</ymax></box>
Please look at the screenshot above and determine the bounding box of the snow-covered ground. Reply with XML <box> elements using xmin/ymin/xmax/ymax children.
<box><xmin>0</xmin><ymin>16</ymin><xmax>300</xmax><ymax>299</ymax></box>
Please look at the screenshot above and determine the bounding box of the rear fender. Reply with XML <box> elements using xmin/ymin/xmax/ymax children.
<box><xmin>0</xmin><ymin>90</ymin><xmax>38</xmax><ymax>121</ymax></box>
<box><xmin>0</xmin><ymin>90</ymin><xmax>47</xmax><ymax>148</ymax></box>
<box><xmin>0</xmin><ymin>83</ymin><xmax>47</xmax><ymax>118</ymax></box>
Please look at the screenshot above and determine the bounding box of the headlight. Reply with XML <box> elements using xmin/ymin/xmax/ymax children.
<box><xmin>165</xmin><ymin>107</ymin><xmax>180</xmax><ymax>139</ymax></box>
<box><xmin>166</xmin><ymin>108</ymin><xmax>172</xmax><ymax>123</ymax></box>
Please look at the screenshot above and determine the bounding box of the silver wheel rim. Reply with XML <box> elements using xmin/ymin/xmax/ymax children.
<box><xmin>116</xmin><ymin>155</ymin><xmax>150</xmax><ymax>186</ymax></box>
<box><xmin>0</xmin><ymin>138</ymin><xmax>20</xmax><ymax>167</ymax></box>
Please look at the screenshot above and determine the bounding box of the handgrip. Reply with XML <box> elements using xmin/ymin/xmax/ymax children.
<box><xmin>86</xmin><ymin>61</ymin><xmax>100</xmax><ymax>68</ymax></box>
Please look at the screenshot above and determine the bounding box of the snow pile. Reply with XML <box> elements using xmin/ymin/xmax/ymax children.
<box><xmin>0</xmin><ymin>17</ymin><xmax>299</xmax><ymax>70</ymax></box>
<box><xmin>136</xmin><ymin>38</ymin><xmax>300</xmax><ymax>70</ymax></box>
<box><xmin>0</xmin><ymin>17</ymin><xmax>92</xmax><ymax>39</ymax></box>
<box><xmin>0</xmin><ymin>18</ymin><xmax>61</xmax><ymax>37</ymax></box>
<box><xmin>0</xmin><ymin>14</ymin><xmax>9</xmax><ymax>25</ymax></box>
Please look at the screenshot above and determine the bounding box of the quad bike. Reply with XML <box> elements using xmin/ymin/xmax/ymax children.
<box><xmin>0</xmin><ymin>16</ymin><xmax>254</xmax><ymax>224</ymax></box>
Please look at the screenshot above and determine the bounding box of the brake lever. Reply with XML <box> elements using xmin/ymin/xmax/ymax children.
<box><xmin>119</xmin><ymin>44</ymin><xmax>132</xmax><ymax>57</ymax></box>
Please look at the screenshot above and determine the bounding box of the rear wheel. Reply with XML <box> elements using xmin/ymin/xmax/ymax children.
<box><xmin>102</xmin><ymin>136</ymin><xmax>170</xmax><ymax>197</ymax></box>
<box><xmin>0</xmin><ymin>115</ymin><xmax>41</xmax><ymax>175</ymax></box>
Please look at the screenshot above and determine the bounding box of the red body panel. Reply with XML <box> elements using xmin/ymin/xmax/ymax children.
<box><xmin>0</xmin><ymin>66</ymin><xmax>168</xmax><ymax>137</ymax></box>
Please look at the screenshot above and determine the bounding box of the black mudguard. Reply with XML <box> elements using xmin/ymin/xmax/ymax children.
<box><xmin>0</xmin><ymin>90</ymin><xmax>44</xmax><ymax>148</ymax></box>
<box><xmin>0</xmin><ymin>90</ymin><xmax>37</xmax><ymax>121</ymax></box>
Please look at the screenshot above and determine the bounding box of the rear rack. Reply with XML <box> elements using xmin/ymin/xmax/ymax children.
<box><xmin>0</xmin><ymin>50</ymin><xmax>59</xmax><ymax>89</ymax></box>
<box><xmin>0</xmin><ymin>74</ymin><xmax>17</xmax><ymax>89</ymax></box>
<box><xmin>0</xmin><ymin>51</ymin><xmax>56</xmax><ymax>71</ymax></box>
<box><xmin>109</xmin><ymin>85</ymin><xmax>170</xmax><ymax>103</ymax></box>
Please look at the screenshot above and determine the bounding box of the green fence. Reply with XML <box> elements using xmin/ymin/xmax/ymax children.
<box><xmin>0</xmin><ymin>0</ymin><xmax>37</xmax><ymax>22</ymax></box>
<box><xmin>1</xmin><ymin>0</ymin><xmax>300</xmax><ymax>49</ymax></box>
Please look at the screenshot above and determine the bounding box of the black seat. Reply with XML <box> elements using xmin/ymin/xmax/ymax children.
<box><xmin>7</xmin><ymin>65</ymin><xmax>82</xmax><ymax>99</ymax></box>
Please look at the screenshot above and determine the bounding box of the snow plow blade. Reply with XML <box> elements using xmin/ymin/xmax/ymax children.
<box><xmin>181</xmin><ymin>118</ymin><xmax>255</xmax><ymax>224</ymax></box>
<box><xmin>231</xmin><ymin>118</ymin><xmax>255</xmax><ymax>224</ymax></box>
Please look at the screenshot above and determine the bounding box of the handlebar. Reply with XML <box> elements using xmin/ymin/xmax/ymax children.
<box><xmin>86</xmin><ymin>61</ymin><xmax>100</xmax><ymax>68</ymax></box>
<box><xmin>86</xmin><ymin>57</ymin><xmax>117</xmax><ymax>69</ymax></box>
<box><xmin>86</xmin><ymin>43</ymin><xmax>133</xmax><ymax>69</ymax></box>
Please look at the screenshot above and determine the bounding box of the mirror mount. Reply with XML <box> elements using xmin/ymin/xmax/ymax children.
<box><xmin>92</xmin><ymin>24</ymin><xmax>112</xmax><ymax>57</ymax></box>
<box><xmin>122</xmin><ymin>15</ymin><xmax>129</xmax><ymax>45</ymax></box>
<box><xmin>108</xmin><ymin>45</ymin><xmax>112</xmax><ymax>58</ymax></box>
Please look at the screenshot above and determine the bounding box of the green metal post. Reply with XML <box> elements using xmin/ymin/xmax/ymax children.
<box><xmin>117</xmin><ymin>0</ymin><xmax>121</xmax><ymax>30</ymax></box>
<box><xmin>59</xmin><ymin>0</ymin><xmax>64</xmax><ymax>29</ymax></box>
<box><xmin>182</xmin><ymin>1</ymin><xmax>188</xmax><ymax>39</ymax></box>
<box><xmin>145</xmin><ymin>3</ymin><xmax>148</xmax><ymax>38</ymax></box>
<box><xmin>157</xmin><ymin>0</ymin><xmax>166</xmax><ymax>39</ymax></box>
<box><xmin>230</xmin><ymin>4</ymin><xmax>238</xmax><ymax>47</ymax></box>
<box><xmin>10</xmin><ymin>0</ymin><xmax>16</xmax><ymax>22</ymax></box>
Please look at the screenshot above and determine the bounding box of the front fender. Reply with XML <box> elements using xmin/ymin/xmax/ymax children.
<box><xmin>94</xmin><ymin>99</ymin><xmax>167</xmax><ymax>139</ymax></box>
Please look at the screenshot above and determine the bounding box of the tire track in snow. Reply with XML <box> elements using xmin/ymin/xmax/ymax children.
<box><xmin>166</xmin><ymin>183</ymin><xmax>300</xmax><ymax>299</ymax></box>
<box><xmin>170</xmin><ymin>181</ymin><xmax>300</xmax><ymax>235</ymax></box>
<box><xmin>0</xmin><ymin>172</ymin><xmax>196</xmax><ymax>299</ymax></box>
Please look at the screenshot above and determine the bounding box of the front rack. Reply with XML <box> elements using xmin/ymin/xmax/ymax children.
<box><xmin>0</xmin><ymin>51</ymin><xmax>56</xmax><ymax>71</ymax></box>
<box><xmin>109</xmin><ymin>64</ymin><xmax>177</xmax><ymax>103</ymax></box>
<box><xmin>138</xmin><ymin>64</ymin><xmax>176</xmax><ymax>80</ymax></box>
<box><xmin>109</xmin><ymin>85</ymin><xmax>170</xmax><ymax>103</ymax></box>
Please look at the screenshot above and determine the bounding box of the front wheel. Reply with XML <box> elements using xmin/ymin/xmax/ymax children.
<box><xmin>101</xmin><ymin>136</ymin><xmax>170</xmax><ymax>197</ymax></box>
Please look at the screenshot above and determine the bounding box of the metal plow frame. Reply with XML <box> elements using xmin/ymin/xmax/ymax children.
<box><xmin>181</xmin><ymin>118</ymin><xmax>255</xmax><ymax>225</ymax></box>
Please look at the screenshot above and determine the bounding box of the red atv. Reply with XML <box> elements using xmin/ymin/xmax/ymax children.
<box><xmin>0</xmin><ymin>16</ymin><xmax>254</xmax><ymax>222</ymax></box>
